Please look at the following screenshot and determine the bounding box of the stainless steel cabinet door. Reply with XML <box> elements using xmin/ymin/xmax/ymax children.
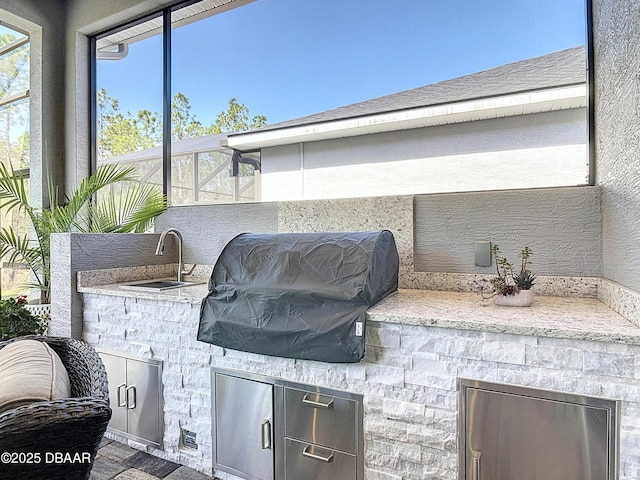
<box><xmin>463</xmin><ymin>388</ymin><xmax>613</xmax><ymax>480</ymax></box>
<box><xmin>126</xmin><ymin>359</ymin><xmax>162</xmax><ymax>445</ymax></box>
<box><xmin>99</xmin><ymin>351</ymin><xmax>164</xmax><ymax>448</ymax></box>
<box><xmin>100</xmin><ymin>353</ymin><xmax>128</xmax><ymax>433</ymax></box>
<box><xmin>214</xmin><ymin>373</ymin><xmax>274</xmax><ymax>480</ymax></box>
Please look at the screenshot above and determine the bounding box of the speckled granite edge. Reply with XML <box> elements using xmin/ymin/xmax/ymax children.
<box><xmin>402</xmin><ymin>272</ymin><xmax>599</xmax><ymax>298</ymax></box>
<box><xmin>188</xmin><ymin>264</ymin><xmax>214</xmax><ymax>279</ymax></box>
<box><xmin>79</xmin><ymin>282</ymin><xmax>208</xmax><ymax>304</ymax></box>
<box><xmin>598</xmin><ymin>278</ymin><xmax>640</xmax><ymax>328</ymax></box>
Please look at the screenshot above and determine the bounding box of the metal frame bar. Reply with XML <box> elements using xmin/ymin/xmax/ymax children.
<box><xmin>162</xmin><ymin>9</ymin><xmax>172</xmax><ymax>203</ymax></box>
<box><xmin>0</xmin><ymin>90</ymin><xmax>29</xmax><ymax>109</ymax></box>
<box><xmin>0</xmin><ymin>35</ymin><xmax>29</xmax><ymax>57</ymax></box>
<box><xmin>585</xmin><ymin>0</ymin><xmax>596</xmax><ymax>185</ymax></box>
<box><xmin>89</xmin><ymin>36</ymin><xmax>97</xmax><ymax>175</ymax></box>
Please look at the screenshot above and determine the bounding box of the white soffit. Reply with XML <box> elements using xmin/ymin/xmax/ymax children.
<box><xmin>225</xmin><ymin>84</ymin><xmax>587</xmax><ymax>150</ymax></box>
<box><xmin>96</xmin><ymin>0</ymin><xmax>255</xmax><ymax>51</ymax></box>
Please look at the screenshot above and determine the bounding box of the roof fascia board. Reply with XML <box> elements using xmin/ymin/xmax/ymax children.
<box><xmin>225</xmin><ymin>84</ymin><xmax>586</xmax><ymax>150</ymax></box>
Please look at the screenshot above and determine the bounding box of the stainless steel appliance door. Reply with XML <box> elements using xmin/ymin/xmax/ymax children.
<box><xmin>464</xmin><ymin>388</ymin><xmax>612</xmax><ymax>480</ymax></box>
<box><xmin>214</xmin><ymin>373</ymin><xmax>274</xmax><ymax>480</ymax></box>
<box><xmin>125</xmin><ymin>359</ymin><xmax>162</xmax><ymax>446</ymax></box>
<box><xmin>100</xmin><ymin>353</ymin><xmax>128</xmax><ymax>433</ymax></box>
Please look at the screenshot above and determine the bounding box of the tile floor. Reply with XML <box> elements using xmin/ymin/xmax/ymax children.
<box><xmin>90</xmin><ymin>438</ymin><xmax>218</xmax><ymax>480</ymax></box>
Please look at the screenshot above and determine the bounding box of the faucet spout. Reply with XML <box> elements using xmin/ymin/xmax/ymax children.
<box><xmin>155</xmin><ymin>228</ymin><xmax>184</xmax><ymax>282</ymax></box>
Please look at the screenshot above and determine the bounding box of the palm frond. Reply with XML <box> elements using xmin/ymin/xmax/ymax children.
<box><xmin>0</xmin><ymin>227</ymin><xmax>46</xmax><ymax>288</ymax></box>
<box><xmin>52</xmin><ymin>164</ymin><xmax>139</xmax><ymax>232</ymax></box>
<box><xmin>0</xmin><ymin>162</ymin><xmax>165</xmax><ymax>302</ymax></box>
<box><xmin>94</xmin><ymin>181</ymin><xmax>167</xmax><ymax>233</ymax></box>
<box><xmin>70</xmin><ymin>180</ymin><xmax>167</xmax><ymax>233</ymax></box>
<box><xmin>0</xmin><ymin>162</ymin><xmax>31</xmax><ymax>213</ymax></box>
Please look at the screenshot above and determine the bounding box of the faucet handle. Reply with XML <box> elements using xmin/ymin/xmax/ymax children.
<box><xmin>181</xmin><ymin>264</ymin><xmax>197</xmax><ymax>277</ymax></box>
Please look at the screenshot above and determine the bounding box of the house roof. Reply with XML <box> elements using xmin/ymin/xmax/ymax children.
<box><xmin>226</xmin><ymin>46</ymin><xmax>586</xmax><ymax>150</ymax></box>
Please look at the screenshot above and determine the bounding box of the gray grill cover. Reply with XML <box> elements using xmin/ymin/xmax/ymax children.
<box><xmin>197</xmin><ymin>231</ymin><xmax>398</xmax><ymax>363</ymax></box>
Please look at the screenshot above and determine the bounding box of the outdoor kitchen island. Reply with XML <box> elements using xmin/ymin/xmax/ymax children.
<box><xmin>78</xmin><ymin>273</ymin><xmax>640</xmax><ymax>480</ymax></box>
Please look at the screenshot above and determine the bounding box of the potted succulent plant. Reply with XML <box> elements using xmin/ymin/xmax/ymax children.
<box><xmin>482</xmin><ymin>245</ymin><xmax>536</xmax><ymax>307</ymax></box>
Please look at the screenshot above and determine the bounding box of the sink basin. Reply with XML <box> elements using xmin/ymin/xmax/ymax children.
<box><xmin>119</xmin><ymin>280</ymin><xmax>205</xmax><ymax>291</ymax></box>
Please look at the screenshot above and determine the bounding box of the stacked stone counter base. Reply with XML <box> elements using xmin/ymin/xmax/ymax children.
<box><xmin>79</xmin><ymin>284</ymin><xmax>640</xmax><ymax>480</ymax></box>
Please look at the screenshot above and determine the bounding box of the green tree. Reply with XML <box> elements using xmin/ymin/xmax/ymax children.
<box><xmin>97</xmin><ymin>88</ymin><xmax>162</xmax><ymax>160</ymax></box>
<box><xmin>97</xmin><ymin>90</ymin><xmax>267</xmax><ymax>160</ymax></box>
<box><xmin>208</xmin><ymin>97</ymin><xmax>267</xmax><ymax>134</ymax></box>
<box><xmin>171</xmin><ymin>92</ymin><xmax>206</xmax><ymax>140</ymax></box>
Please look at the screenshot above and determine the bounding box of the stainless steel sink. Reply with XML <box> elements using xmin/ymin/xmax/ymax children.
<box><xmin>119</xmin><ymin>280</ymin><xmax>205</xmax><ymax>291</ymax></box>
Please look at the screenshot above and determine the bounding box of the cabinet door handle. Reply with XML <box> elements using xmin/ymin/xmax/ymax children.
<box><xmin>126</xmin><ymin>385</ymin><xmax>137</xmax><ymax>409</ymax></box>
<box><xmin>302</xmin><ymin>394</ymin><xmax>334</xmax><ymax>409</ymax></box>
<box><xmin>472</xmin><ymin>450</ymin><xmax>481</xmax><ymax>480</ymax></box>
<box><xmin>302</xmin><ymin>445</ymin><xmax>334</xmax><ymax>463</ymax></box>
<box><xmin>261</xmin><ymin>420</ymin><xmax>271</xmax><ymax>449</ymax></box>
<box><xmin>117</xmin><ymin>383</ymin><xmax>127</xmax><ymax>408</ymax></box>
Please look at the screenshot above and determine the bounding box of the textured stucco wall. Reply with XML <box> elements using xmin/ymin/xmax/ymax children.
<box><xmin>414</xmin><ymin>187</ymin><xmax>603</xmax><ymax>276</ymax></box>
<box><xmin>593</xmin><ymin>0</ymin><xmax>640</xmax><ymax>292</ymax></box>
<box><xmin>155</xmin><ymin>189</ymin><xmax>600</xmax><ymax>279</ymax></box>
<box><xmin>154</xmin><ymin>203</ymin><xmax>279</xmax><ymax>265</ymax></box>
<box><xmin>261</xmin><ymin>110</ymin><xmax>588</xmax><ymax>201</ymax></box>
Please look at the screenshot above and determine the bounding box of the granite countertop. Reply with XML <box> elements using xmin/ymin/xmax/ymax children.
<box><xmin>368</xmin><ymin>289</ymin><xmax>640</xmax><ymax>345</ymax></box>
<box><xmin>77</xmin><ymin>265</ymin><xmax>209</xmax><ymax>304</ymax></box>
<box><xmin>77</xmin><ymin>266</ymin><xmax>640</xmax><ymax>346</ymax></box>
<box><xmin>78</xmin><ymin>279</ymin><xmax>209</xmax><ymax>304</ymax></box>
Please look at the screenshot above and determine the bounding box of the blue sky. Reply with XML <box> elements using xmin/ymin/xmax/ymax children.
<box><xmin>98</xmin><ymin>0</ymin><xmax>586</xmax><ymax>127</ymax></box>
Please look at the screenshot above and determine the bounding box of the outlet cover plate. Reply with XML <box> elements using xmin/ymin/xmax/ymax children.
<box><xmin>475</xmin><ymin>241</ymin><xmax>492</xmax><ymax>267</ymax></box>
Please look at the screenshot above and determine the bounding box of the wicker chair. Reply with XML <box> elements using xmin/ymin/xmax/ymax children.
<box><xmin>0</xmin><ymin>336</ymin><xmax>112</xmax><ymax>480</ymax></box>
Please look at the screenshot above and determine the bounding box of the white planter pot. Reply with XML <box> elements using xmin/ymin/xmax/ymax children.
<box><xmin>493</xmin><ymin>290</ymin><xmax>535</xmax><ymax>307</ymax></box>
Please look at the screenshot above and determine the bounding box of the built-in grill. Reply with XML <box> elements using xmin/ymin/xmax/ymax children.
<box><xmin>197</xmin><ymin>230</ymin><xmax>399</xmax><ymax>363</ymax></box>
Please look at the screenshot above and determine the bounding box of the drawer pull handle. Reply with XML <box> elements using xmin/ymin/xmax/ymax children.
<box><xmin>302</xmin><ymin>445</ymin><xmax>334</xmax><ymax>463</ymax></box>
<box><xmin>261</xmin><ymin>420</ymin><xmax>271</xmax><ymax>449</ymax></box>
<box><xmin>302</xmin><ymin>394</ymin><xmax>334</xmax><ymax>409</ymax></box>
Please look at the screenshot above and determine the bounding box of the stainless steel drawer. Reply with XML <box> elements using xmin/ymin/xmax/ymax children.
<box><xmin>284</xmin><ymin>387</ymin><xmax>357</xmax><ymax>454</ymax></box>
<box><xmin>284</xmin><ymin>438</ymin><xmax>356</xmax><ymax>480</ymax></box>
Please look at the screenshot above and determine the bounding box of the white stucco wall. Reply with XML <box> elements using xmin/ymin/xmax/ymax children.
<box><xmin>593</xmin><ymin>0</ymin><xmax>640</xmax><ymax>293</ymax></box>
<box><xmin>260</xmin><ymin>109</ymin><xmax>588</xmax><ymax>201</ymax></box>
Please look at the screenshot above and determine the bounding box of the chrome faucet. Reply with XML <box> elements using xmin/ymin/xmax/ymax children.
<box><xmin>155</xmin><ymin>228</ymin><xmax>184</xmax><ymax>282</ymax></box>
